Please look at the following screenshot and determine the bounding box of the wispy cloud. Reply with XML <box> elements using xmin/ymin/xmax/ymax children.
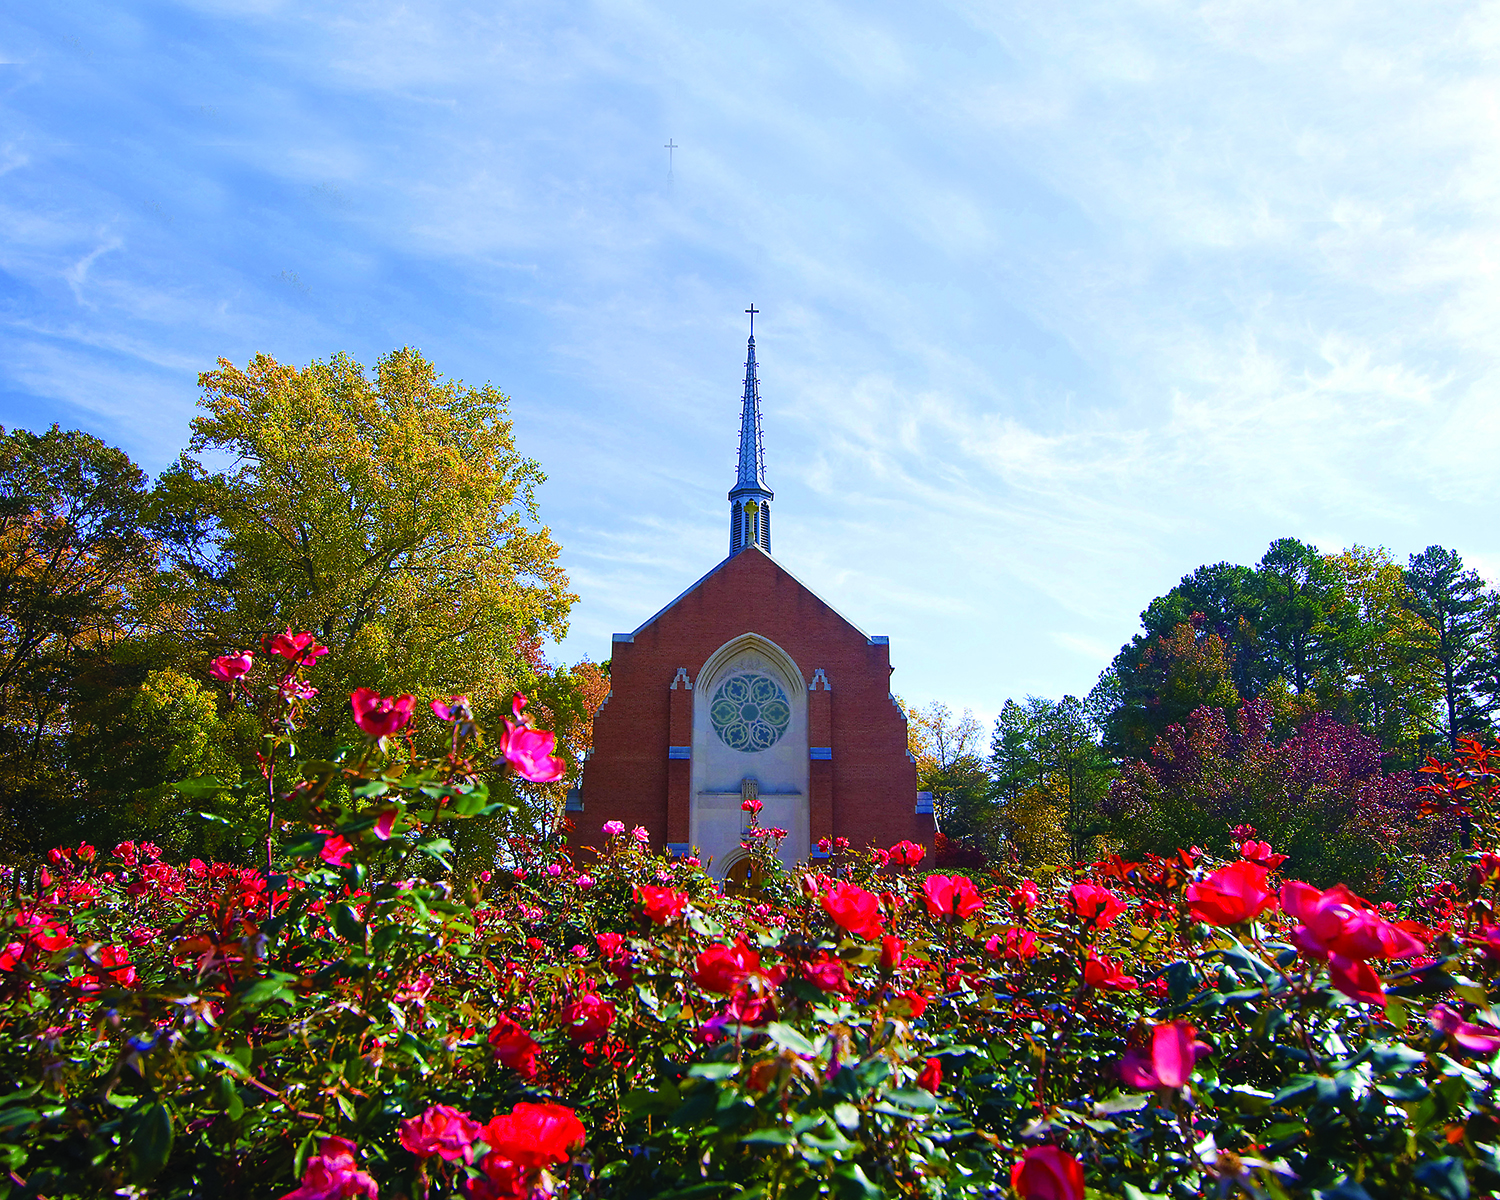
<box><xmin>1</xmin><ymin>0</ymin><xmax>1497</xmax><ymax>725</ymax></box>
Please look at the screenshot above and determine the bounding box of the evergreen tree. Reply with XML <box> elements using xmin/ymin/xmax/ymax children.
<box><xmin>1403</xmin><ymin>546</ymin><xmax>1498</xmax><ymax>751</ymax></box>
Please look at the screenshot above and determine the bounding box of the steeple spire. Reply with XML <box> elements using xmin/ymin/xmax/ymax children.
<box><xmin>729</xmin><ymin>306</ymin><xmax>773</xmax><ymax>554</ymax></box>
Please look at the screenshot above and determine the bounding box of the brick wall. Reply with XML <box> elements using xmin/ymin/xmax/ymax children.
<box><xmin>573</xmin><ymin>547</ymin><xmax>933</xmax><ymax>860</ymax></box>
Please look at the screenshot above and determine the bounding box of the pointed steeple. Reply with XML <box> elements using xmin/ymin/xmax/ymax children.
<box><xmin>728</xmin><ymin>306</ymin><xmax>773</xmax><ymax>554</ymax></box>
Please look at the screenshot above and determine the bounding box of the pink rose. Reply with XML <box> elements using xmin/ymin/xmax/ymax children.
<box><xmin>277</xmin><ymin>1135</ymin><xmax>377</xmax><ymax>1200</ymax></box>
<box><xmin>1011</xmin><ymin>1145</ymin><xmax>1084</xmax><ymax>1200</ymax></box>
<box><xmin>209</xmin><ymin>652</ymin><xmax>253</xmax><ymax>681</ymax></box>
<box><xmin>268</xmin><ymin>628</ymin><xmax>329</xmax><ymax>667</ymax></box>
<box><xmin>398</xmin><ymin>1103</ymin><xmax>482</xmax><ymax>1162</ymax></box>
<box><xmin>1119</xmin><ymin>1020</ymin><xmax>1211</xmax><ymax>1090</ymax></box>
<box><xmin>922</xmin><ymin>874</ymin><xmax>984</xmax><ymax>921</ymax></box>
<box><xmin>350</xmin><ymin>688</ymin><xmax>416</xmax><ymax>739</ymax></box>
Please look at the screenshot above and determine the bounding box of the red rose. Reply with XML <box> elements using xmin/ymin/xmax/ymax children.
<box><xmin>693</xmin><ymin>939</ymin><xmax>760</xmax><ymax>994</ymax></box>
<box><xmin>488</xmin><ymin>1016</ymin><xmax>540</xmax><ymax>1079</ymax></box>
<box><xmin>1009</xmin><ymin>880</ymin><xmax>1040</xmax><ymax>914</ymax></box>
<box><xmin>1011</xmin><ymin>1145</ymin><xmax>1085</xmax><ymax>1200</ymax></box>
<box><xmin>803</xmin><ymin>951</ymin><xmax>850</xmax><ymax>993</ymax></box>
<box><xmin>479</xmin><ymin>1102</ymin><xmax>586</xmax><ymax>1174</ymax></box>
<box><xmin>634</xmin><ymin>884</ymin><xmax>689</xmax><ymax>926</ymax></box>
<box><xmin>1239</xmin><ymin>839</ymin><xmax>1288</xmax><ymax>869</ymax></box>
<box><xmin>1082</xmin><ymin>951</ymin><xmax>1137</xmax><ymax>992</ymax></box>
<box><xmin>921</xmin><ymin>874</ymin><xmax>984</xmax><ymax>921</ymax></box>
<box><xmin>398</xmin><ymin>1103</ymin><xmax>482</xmax><ymax>1162</ymax></box>
<box><xmin>1186</xmin><ymin>861</ymin><xmax>1276</xmax><ymax>926</ymax></box>
<box><xmin>901</xmin><ymin>990</ymin><xmax>929</xmax><ymax>1019</ymax></box>
<box><xmin>888</xmin><ymin>840</ymin><xmax>925</xmax><ymax>867</ymax></box>
<box><xmin>880</xmin><ymin>935</ymin><xmax>904</xmax><ymax>971</ymax></box>
<box><xmin>821</xmin><ymin>881</ymin><xmax>884</xmax><ymax>940</ymax></box>
<box><xmin>916</xmin><ymin>1056</ymin><xmax>942</xmax><ymax>1092</ymax></box>
<box><xmin>562</xmin><ymin>992</ymin><xmax>615</xmax><ymax>1042</ymax></box>
<box><xmin>1065</xmin><ymin>882</ymin><xmax>1126</xmax><ymax>930</ymax></box>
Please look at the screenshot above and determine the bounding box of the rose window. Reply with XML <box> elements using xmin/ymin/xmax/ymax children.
<box><xmin>709</xmin><ymin>673</ymin><xmax>791</xmax><ymax>751</ymax></box>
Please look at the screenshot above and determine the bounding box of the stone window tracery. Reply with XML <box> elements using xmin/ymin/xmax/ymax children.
<box><xmin>709</xmin><ymin>672</ymin><xmax>791</xmax><ymax>751</ymax></box>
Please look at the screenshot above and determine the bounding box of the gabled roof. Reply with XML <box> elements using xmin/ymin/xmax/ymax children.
<box><xmin>630</xmin><ymin>545</ymin><xmax>870</xmax><ymax>641</ymax></box>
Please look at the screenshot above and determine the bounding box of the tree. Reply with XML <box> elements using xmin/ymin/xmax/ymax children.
<box><xmin>157</xmin><ymin>349</ymin><xmax>577</xmax><ymax>749</ymax></box>
<box><xmin>1402</xmin><ymin>546</ymin><xmax>1497</xmax><ymax>752</ymax></box>
<box><xmin>905</xmin><ymin>701</ymin><xmax>989</xmax><ymax>848</ymax></box>
<box><xmin>991</xmin><ymin>695</ymin><xmax>1113</xmax><ymax>864</ymax></box>
<box><xmin>1323</xmin><ymin>546</ymin><xmax>1438</xmax><ymax>764</ymax></box>
<box><xmin>1253</xmin><ymin>537</ymin><xmax>1350</xmax><ymax>696</ymax></box>
<box><xmin>1102</xmin><ymin>618</ymin><xmax>1242</xmax><ymax>760</ymax></box>
<box><xmin>0</xmin><ymin>426</ymin><xmax>164</xmax><ymax>854</ymax></box>
<box><xmin>1103</xmin><ymin>700</ymin><xmax>1431</xmax><ymax>894</ymax></box>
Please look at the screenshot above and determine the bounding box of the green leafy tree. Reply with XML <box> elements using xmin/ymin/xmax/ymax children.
<box><xmin>157</xmin><ymin>349</ymin><xmax>577</xmax><ymax>752</ymax></box>
<box><xmin>1102</xmin><ymin>618</ymin><xmax>1242</xmax><ymax>760</ymax></box>
<box><xmin>1403</xmin><ymin>545</ymin><xmax>1498</xmax><ymax>752</ymax></box>
<box><xmin>905</xmin><ymin>701</ymin><xmax>990</xmax><ymax>848</ymax></box>
<box><xmin>68</xmin><ymin>669</ymin><xmax>250</xmax><ymax>857</ymax></box>
<box><xmin>0</xmin><ymin>426</ymin><xmax>163</xmax><ymax>854</ymax></box>
<box><xmin>1324</xmin><ymin>546</ymin><xmax>1440</xmax><ymax>764</ymax></box>
<box><xmin>991</xmin><ymin>695</ymin><xmax>1113</xmax><ymax>864</ymax></box>
<box><xmin>1253</xmin><ymin>536</ymin><xmax>1351</xmax><ymax>696</ymax></box>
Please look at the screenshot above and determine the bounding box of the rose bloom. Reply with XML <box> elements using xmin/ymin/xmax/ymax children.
<box><xmin>635</xmin><ymin>884</ymin><xmax>689</xmax><ymax>925</ymax></box>
<box><xmin>803</xmin><ymin>951</ymin><xmax>850</xmax><ymax>994</ymax></box>
<box><xmin>1082</xmin><ymin>951</ymin><xmax>1137</xmax><ymax>992</ymax></box>
<box><xmin>488</xmin><ymin>1017</ymin><xmax>541</xmax><ymax>1079</ymax></box>
<box><xmin>349</xmin><ymin>688</ymin><xmax>416</xmax><ymax>738</ymax></box>
<box><xmin>1119</xmin><ymin>1021</ymin><xmax>1211</xmax><ymax>1090</ymax></box>
<box><xmin>880</xmin><ymin>935</ymin><xmax>904</xmax><ymax>971</ymax></box>
<box><xmin>1065</xmin><ymin>882</ymin><xmax>1126</xmax><ymax>930</ymax></box>
<box><xmin>986</xmin><ymin>927</ymin><xmax>1039</xmax><ymax>962</ymax></box>
<box><xmin>694</xmin><ymin>940</ymin><xmax>761</xmax><ymax>994</ymax></box>
<box><xmin>821</xmin><ymin>881</ymin><xmax>885</xmax><ymax>940</ymax></box>
<box><xmin>399</xmin><ymin>1103</ymin><xmax>483</xmax><ymax>1163</ymax></box>
<box><xmin>1429</xmin><ymin>1004</ymin><xmax>1500</xmax><ymax>1055</ymax></box>
<box><xmin>1011</xmin><ymin>1145</ymin><xmax>1085</xmax><ymax>1200</ymax></box>
<box><xmin>480</xmin><ymin>1102</ymin><xmax>586</xmax><ymax>1175</ymax></box>
<box><xmin>1281</xmin><ymin>881</ymin><xmax>1425</xmax><ymax>962</ymax></box>
<box><xmin>1240</xmin><ymin>839</ymin><xmax>1288</xmax><ymax>869</ymax></box>
<box><xmin>1009</xmin><ymin>880</ymin><xmax>1040</xmax><ymax>914</ymax></box>
<box><xmin>498</xmin><ymin>722</ymin><xmax>566</xmax><ymax>783</ymax></box>
<box><xmin>319</xmin><ymin>833</ymin><xmax>354</xmax><ymax>867</ymax></box>
<box><xmin>209</xmin><ymin>652</ymin><xmax>253</xmax><ymax>681</ymax></box>
<box><xmin>916</xmin><ymin>1056</ymin><xmax>942</xmax><ymax>1092</ymax></box>
<box><xmin>1186</xmin><ymin>861</ymin><xmax>1276</xmax><ymax>926</ymax></box>
<box><xmin>602</xmin><ymin>820</ymin><xmax>626</xmax><ymax>837</ymax></box>
<box><xmin>922</xmin><ymin>874</ymin><xmax>984</xmax><ymax>921</ymax></box>
<box><xmin>268</xmin><ymin>628</ymin><xmax>329</xmax><ymax>666</ymax></box>
<box><xmin>888</xmin><ymin>840</ymin><xmax>925</xmax><ymax>867</ymax></box>
<box><xmin>278</xmin><ymin>1135</ymin><xmax>378</xmax><ymax>1200</ymax></box>
<box><xmin>562</xmin><ymin>992</ymin><xmax>616</xmax><ymax>1042</ymax></box>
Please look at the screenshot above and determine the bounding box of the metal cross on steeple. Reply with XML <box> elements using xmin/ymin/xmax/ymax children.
<box><xmin>728</xmin><ymin>307</ymin><xmax>773</xmax><ymax>555</ymax></box>
<box><xmin>665</xmin><ymin>139</ymin><xmax>678</xmax><ymax>181</ymax></box>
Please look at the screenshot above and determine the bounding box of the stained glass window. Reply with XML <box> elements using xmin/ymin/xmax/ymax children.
<box><xmin>709</xmin><ymin>673</ymin><xmax>791</xmax><ymax>751</ymax></box>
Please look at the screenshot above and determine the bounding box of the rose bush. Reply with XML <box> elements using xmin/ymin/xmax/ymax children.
<box><xmin>3</xmin><ymin>650</ymin><xmax>1500</xmax><ymax>1198</ymax></box>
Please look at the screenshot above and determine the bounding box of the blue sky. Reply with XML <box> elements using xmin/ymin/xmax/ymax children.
<box><xmin>3</xmin><ymin>1</ymin><xmax>1498</xmax><ymax>727</ymax></box>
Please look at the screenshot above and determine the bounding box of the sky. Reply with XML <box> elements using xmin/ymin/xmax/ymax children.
<box><xmin>3</xmin><ymin>1</ymin><xmax>1499</xmax><ymax>729</ymax></box>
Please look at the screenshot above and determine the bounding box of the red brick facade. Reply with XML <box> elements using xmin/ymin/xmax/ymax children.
<box><xmin>573</xmin><ymin>546</ymin><xmax>933</xmax><ymax>869</ymax></box>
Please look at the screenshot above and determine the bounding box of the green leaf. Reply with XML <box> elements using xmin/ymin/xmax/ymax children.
<box><xmin>833</xmin><ymin>1163</ymin><xmax>881</xmax><ymax>1200</ymax></box>
<box><xmin>741</xmin><ymin>1129</ymin><xmax>794</xmax><ymax>1146</ymax></box>
<box><xmin>418</xmin><ymin>838</ymin><xmax>453</xmax><ymax>868</ymax></box>
<box><xmin>765</xmin><ymin>1022</ymin><xmax>816</xmax><ymax>1056</ymax></box>
<box><xmin>885</xmin><ymin>1089</ymin><xmax>937</xmax><ymax>1112</ymax></box>
<box><xmin>688</xmin><ymin>1062</ymin><xmax>740</xmax><ymax>1080</ymax></box>
<box><xmin>333</xmin><ymin>905</ymin><xmax>364</xmax><ymax>942</ymax></box>
<box><xmin>128</xmin><ymin>1102</ymin><xmax>173</xmax><ymax>1182</ymax></box>
<box><xmin>173</xmin><ymin>777</ymin><xmax>227</xmax><ymax>798</ymax></box>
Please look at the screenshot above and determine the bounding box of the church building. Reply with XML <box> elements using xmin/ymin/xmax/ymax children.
<box><xmin>571</xmin><ymin>318</ymin><xmax>934</xmax><ymax>879</ymax></box>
